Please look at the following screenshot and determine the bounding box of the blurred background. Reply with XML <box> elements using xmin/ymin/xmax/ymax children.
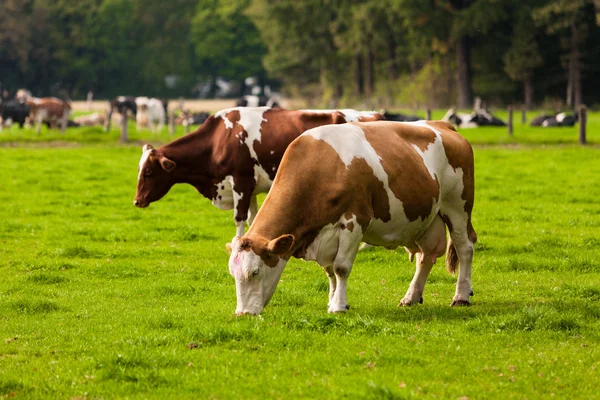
<box><xmin>0</xmin><ymin>0</ymin><xmax>598</xmax><ymax>110</ymax></box>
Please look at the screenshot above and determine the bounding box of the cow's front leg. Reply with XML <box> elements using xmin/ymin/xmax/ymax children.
<box><xmin>247</xmin><ymin>196</ymin><xmax>258</xmax><ymax>226</ymax></box>
<box><xmin>328</xmin><ymin>229</ymin><xmax>362</xmax><ymax>313</ymax></box>
<box><xmin>232</xmin><ymin>185</ymin><xmax>253</xmax><ymax>237</ymax></box>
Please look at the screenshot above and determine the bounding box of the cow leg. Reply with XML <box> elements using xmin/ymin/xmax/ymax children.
<box><xmin>232</xmin><ymin>185</ymin><xmax>253</xmax><ymax>237</ymax></box>
<box><xmin>328</xmin><ymin>229</ymin><xmax>362</xmax><ymax>313</ymax></box>
<box><xmin>323</xmin><ymin>265</ymin><xmax>337</xmax><ymax>306</ymax></box>
<box><xmin>247</xmin><ymin>196</ymin><xmax>258</xmax><ymax>226</ymax></box>
<box><xmin>400</xmin><ymin>215</ymin><xmax>446</xmax><ymax>306</ymax></box>
<box><xmin>60</xmin><ymin>115</ymin><xmax>67</xmax><ymax>133</ymax></box>
<box><xmin>35</xmin><ymin>116</ymin><xmax>42</xmax><ymax>134</ymax></box>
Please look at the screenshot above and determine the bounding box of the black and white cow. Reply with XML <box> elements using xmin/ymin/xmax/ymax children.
<box><xmin>105</xmin><ymin>96</ymin><xmax>137</xmax><ymax>131</ymax></box>
<box><xmin>380</xmin><ymin>110</ymin><xmax>421</xmax><ymax>122</ymax></box>
<box><xmin>442</xmin><ymin>108</ymin><xmax>506</xmax><ymax>128</ymax></box>
<box><xmin>530</xmin><ymin>112</ymin><xmax>578</xmax><ymax>127</ymax></box>
<box><xmin>236</xmin><ymin>95</ymin><xmax>281</xmax><ymax>108</ymax></box>
<box><xmin>0</xmin><ymin>99</ymin><xmax>30</xmax><ymax>129</ymax></box>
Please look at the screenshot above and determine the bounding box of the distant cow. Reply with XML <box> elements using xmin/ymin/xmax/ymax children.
<box><xmin>226</xmin><ymin>120</ymin><xmax>477</xmax><ymax>315</ymax></box>
<box><xmin>0</xmin><ymin>99</ymin><xmax>30</xmax><ymax>129</ymax></box>
<box><xmin>26</xmin><ymin>97</ymin><xmax>71</xmax><ymax>133</ymax></box>
<box><xmin>135</xmin><ymin>97</ymin><xmax>165</xmax><ymax>132</ymax></box>
<box><xmin>105</xmin><ymin>96</ymin><xmax>137</xmax><ymax>131</ymax></box>
<box><xmin>134</xmin><ymin>107</ymin><xmax>384</xmax><ymax>237</ymax></box>
<box><xmin>175</xmin><ymin>110</ymin><xmax>210</xmax><ymax>127</ymax></box>
<box><xmin>74</xmin><ymin>112</ymin><xmax>105</xmax><ymax>127</ymax></box>
<box><xmin>380</xmin><ymin>110</ymin><xmax>421</xmax><ymax>122</ymax></box>
<box><xmin>443</xmin><ymin>107</ymin><xmax>506</xmax><ymax>128</ymax></box>
<box><xmin>236</xmin><ymin>95</ymin><xmax>280</xmax><ymax>108</ymax></box>
<box><xmin>530</xmin><ymin>112</ymin><xmax>578</xmax><ymax>127</ymax></box>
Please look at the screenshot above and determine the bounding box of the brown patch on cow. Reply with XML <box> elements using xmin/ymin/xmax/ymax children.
<box><xmin>357</xmin><ymin>113</ymin><xmax>385</xmax><ymax>122</ymax></box>
<box><xmin>346</xmin><ymin>222</ymin><xmax>355</xmax><ymax>232</ymax></box>
<box><xmin>358</xmin><ymin>122</ymin><xmax>439</xmax><ymax>222</ymax></box>
<box><xmin>427</xmin><ymin>120</ymin><xmax>458</xmax><ymax>133</ymax></box>
<box><xmin>226</xmin><ymin>109</ymin><xmax>241</xmax><ymax>125</ymax></box>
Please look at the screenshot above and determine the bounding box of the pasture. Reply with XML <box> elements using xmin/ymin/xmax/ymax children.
<box><xmin>1</xmin><ymin>115</ymin><xmax>600</xmax><ymax>399</ymax></box>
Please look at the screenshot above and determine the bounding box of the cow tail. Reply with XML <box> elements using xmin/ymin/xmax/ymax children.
<box><xmin>446</xmin><ymin>237</ymin><xmax>459</xmax><ymax>275</ymax></box>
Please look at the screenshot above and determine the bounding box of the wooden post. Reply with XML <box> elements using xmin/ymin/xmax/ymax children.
<box><xmin>521</xmin><ymin>106</ymin><xmax>526</xmax><ymax>125</ymax></box>
<box><xmin>508</xmin><ymin>105</ymin><xmax>513</xmax><ymax>136</ymax></box>
<box><xmin>104</xmin><ymin>110</ymin><xmax>111</xmax><ymax>132</ymax></box>
<box><xmin>169</xmin><ymin>111</ymin><xmax>175</xmax><ymax>135</ymax></box>
<box><xmin>426</xmin><ymin>108</ymin><xmax>432</xmax><ymax>120</ymax></box>
<box><xmin>579</xmin><ymin>105</ymin><xmax>587</xmax><ymax>145</ymax></box>
<box><xmin>120</xmin><ymin>112</ymin><xmax>128</xmax><ymax>142</ymax></box>
<box><xmin>185</xmin><ymin>122</ymin><xmax>190</xmax><ymax>134</ymax></box>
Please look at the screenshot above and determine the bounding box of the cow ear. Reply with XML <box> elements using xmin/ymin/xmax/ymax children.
<box><xmin>142</xmin><ymin>144</ymin><xmax>154</xmax><ymax>152</ymax></box>
<box><xmin>159</xmin><ymin>156</ymin><xmax>176</xmax><ymax>172</ymax></box>
<box><xmin>267</xmin><ymin>234</ymin><xmax>294</xmax><ymax>256</ymax></box>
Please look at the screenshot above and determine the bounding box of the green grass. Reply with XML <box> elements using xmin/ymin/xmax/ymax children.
<box><xmin>1</xmin><ymin>126</ymin><xmax>600</xmax><ymax>398</ymax></box>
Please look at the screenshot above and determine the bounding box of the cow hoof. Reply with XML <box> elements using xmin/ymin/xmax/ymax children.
<box><xmin>398</xmin><ymin>296</ymin><xmax>422</xmax><ymax>307</ymax></box>
<box><xmin>470</xmin><ymin>290</ymin><xmax>474</xmax><ymax>296</ymax></box>
<box><xmin>450</xmin><ymin>299</ymin><xmax>471</xmax><ymax>307</ymax></box>
<box><xmin>328</xmin><ymin>305</ymin><xmax>349</xmax><ymax>313</ymax></box>
<box><xmin>345</xmin><ymin>304</ymin><xmax>351</xmax><ymax>310</ymax></box>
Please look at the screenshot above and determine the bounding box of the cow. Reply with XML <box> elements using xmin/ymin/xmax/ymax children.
<box><xmin>236</xmin><ymin>95</ymin><xmax>280</xmax><ymax>108</ymax></box>
<box><xmin>530</xmin><ymin>112</ymin><xmax>578</xmax><ymax>127</ymax></box>
<box><xmin>26</xmin><ymin>97</ymin><xmax>71</xmax><ymax>133</ymax></box>
<box><xmin>134</xmin><ymin>107</ymin><xmax>384</xmax><ymax>237</ymax></box>
<box><xmin>135</xmin><ymin>97</ymin><xmax>165</xmax><ymax>132</ymax></box>
<box><xmin>105</xmin><ymin>96</ymin><xmax>137</xmax><ymax>131</ymax></box>
<box><xmin>226</xmin><ymin>120</ymin><xmax>477</xmax><ymax>316</ymax></box>
<box><xmin>0</xmin><ymin>99</ymin><xmax>30</xmax><ymax>130</ymax></box>
<box><xmin>74</xmin><ymin>112</ymin><xmax>105</xmax><ymax>127</ymax></box>
<box><xmin>380</xmin><ymin>110</ymin><xmax>421</xmax><ymax>122</ymax></box>
<box><xmin>175</xmin><ymin>110</ymin><xmax>210</xmax><ymax>127</ymax></box>
<box><xmin>443</xmin><ymin>107</ymin><xmax>506</xmax><ymax>128</ymax></box>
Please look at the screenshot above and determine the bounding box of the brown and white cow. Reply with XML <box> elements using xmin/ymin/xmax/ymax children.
<box><xmin>134</xmin><ymin>107</ymin><xmax>383</xmax><ymax>237</ymax></box>
<box><xmin>227</xmin><ymin>120</ymin><xmax>477</xmax><ymax>315</ymax></box>
<box><xmin>26</xmin><ymin>97</ymin><xmax>71</xmax><ymax>133</ymax></box>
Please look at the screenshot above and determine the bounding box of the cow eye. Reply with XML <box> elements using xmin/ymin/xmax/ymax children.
<box><xmin>251</xmin><ymin>269</ymin><xmax>260</xmax><ymax>277</ymax></box>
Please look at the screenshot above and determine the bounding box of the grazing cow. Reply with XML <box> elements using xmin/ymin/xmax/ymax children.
<box><xmin>380</xmin><ymin>110</ymin><xmax>421</xmax><ymax>122</ymax></box>
<box><xmin>135</xmin><ymin>97</ymin><xmax>165</xmax><ymax>132</ymax></box>
<box><xmin>227</xmin><ymin>120</ymin><xmax>477</xmax><ymax>315</ymax></box>
<box><xmin>443</xmin><ymin>107</ymin><xmax>506</xmax><ymax>128</ymax></box>
<box><xmin>26</xmin><ymin>97</ymin><xmax>71</xmax><ymax>133</ymax></box>
<box><xmin>530</xmin><ymin>112</ymin><xmax>578</xmax><ymax>127</ymax></box>
<box><xmin>0</xmin><ymin>99</ymin><xmax>30</xmax><ymax>129</ymax></box>
<box><xmin>105</xmin><ymin>96</ymin><xmax>137</xmax><ymax>131</ymax></box>
<box><xmin>134</xmin><ymin>107</ymin><xmax>384</xmax><ymax>237</ymax></box>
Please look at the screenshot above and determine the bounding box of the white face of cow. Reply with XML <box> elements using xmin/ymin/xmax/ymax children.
<box><xmin>227</xmin><ymin>235</ymin><xmax>293</xmax><ymax>315</ymax></box>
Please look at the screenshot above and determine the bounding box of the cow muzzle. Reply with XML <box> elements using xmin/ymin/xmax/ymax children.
<box><xmin>133</xmin><ymin>199</ymin><xmax>149</xmax><ymax>208</ymax></box>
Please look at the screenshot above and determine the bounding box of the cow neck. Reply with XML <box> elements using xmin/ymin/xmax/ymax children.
<box><xmin>245</xmin><ymin>189</ymin><xmax>338</xmax><ymax>260</ymax></box>
<box><xmin>160</xmin><ymin>117</ymin><xmax>219</xmax><ymax>198</ymax></box>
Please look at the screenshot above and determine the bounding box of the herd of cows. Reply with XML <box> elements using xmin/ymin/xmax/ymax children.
<box><xmin>0</xmin><ymin>86</ymin><xmax>581</xmax><ymax>315</ymax></box>
<box><xmin>133</xmin><ymin>107</ymin><xmax>476</xmax><ymax>315</ymax></box>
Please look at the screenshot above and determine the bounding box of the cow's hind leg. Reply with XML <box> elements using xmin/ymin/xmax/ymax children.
<box><xmin>328</xmin><ymin>225</ymin><xmax>363</xmax><ymax>313</ymax></box>
<box><xmin>441</xmin><ymin>209</ymin><xmax>477</xmax><ymax>306</ymax></box>
<box><xmin>323</xmin><ymin>265</ymin><xmax>337</xmax><ymax>307</ymax></box>
<box><xmin>400</xmin><ymin>215</ymin><xmax>447</xmax><ymax>306</ymax></box>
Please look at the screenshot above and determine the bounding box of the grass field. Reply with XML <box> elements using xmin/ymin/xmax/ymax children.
<box><xmin>1</xmin><ymin>114</ymin><xmax>599</xmax><ymax>399</ymax></box>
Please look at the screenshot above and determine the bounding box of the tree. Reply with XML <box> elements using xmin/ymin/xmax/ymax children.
<box><xmin>504</xmin><ymin>10</ymin><xmax>544</xmax><ymax>109</ymax></box>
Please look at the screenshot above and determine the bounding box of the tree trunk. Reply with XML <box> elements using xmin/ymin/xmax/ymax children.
<box><xmin>524</xmin><ymin>76</ymin><xmax>533</xmax><ymax>110</ymax></box>
<box><xmin>571</xmin><ymin>23</ymin><xmax>582</xmax><ymax>109</ymax></box>
<box><xmin>387</xmin><ymin>36</ymin><xmax>398</xmax><ymax>80</ymax></box>
<box><xmin>364</xmin><ymin>47</ymin><xmax>374</xmax><ymax>100</ymax></box>
<box><xmin>566</xmin><ymin>56</ymin><xmax>573</xmax><ymax>108</ymax></box>
<box><xmin>354</xmin><ymin>52</ymin><xmax>364</xmax><ymax>97</ymax></box>
<box><xmin>455</xmin><ymin>35</ymin><xmax>473</xmax><ymax>109</ymax></box>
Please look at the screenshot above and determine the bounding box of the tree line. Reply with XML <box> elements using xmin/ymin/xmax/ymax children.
<box><xmin>1</xmin><ymin>0</ymin><xmax>598</xmax><ymax>109</ymax></box>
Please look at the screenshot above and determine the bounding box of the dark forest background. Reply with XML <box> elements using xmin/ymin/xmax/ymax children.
<box><xmin>1</xmin><ymin>0</ymin><xmax>598</xmax><ymax>109</ymax></box>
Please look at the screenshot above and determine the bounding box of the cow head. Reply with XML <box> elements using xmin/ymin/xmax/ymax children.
<box><xmin>226</xmin><ymin>234</ymin><xmax>294</xmax><ymax>315</ymax></box>
<box><xmin>134</xmin><ymin>144</ymin><xmax>177</xmax><ymax>208</ymax></box>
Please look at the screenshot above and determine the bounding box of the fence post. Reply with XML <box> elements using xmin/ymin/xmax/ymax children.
<box><xmin>120</xmin><ymin>112</ymin><xmax>128</xmax><ymax>142</ymax></box>
<box><xmin>169</xmin><ymin>111</ymin><xmax>175</xmax><ymax>135</ymax></box>
<box><xmin>521</xmin><ymin>106</ymin><xmax>526</xmax><ymax>124</ymax></box>
<box><xmin>508</xmin><ymin>105</ymin><xmax>513</xmax><ymax>136</ymax></box>
<box><xmin>185</xmin><ymin>122</ymin><xmax>190</xmax><ymax>134</ymax></box>
<box><xmin>426</xmin><ymin>108</ymin><xmax>432</xmax><ymax>120</ymax></box>
<box><xmin>579</xmin><ymin>105</ymin><xmax>587</xmax><ymax>145</ymax></box>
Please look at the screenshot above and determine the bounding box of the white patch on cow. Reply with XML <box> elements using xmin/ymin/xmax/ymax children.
<box><xmin>270</xmin><ymin>150</ymin><xmax>275</xmax><ymax>155</ymax></box>
<box><xmin>212</xmin><ymin>175</ymin><xmax>235</xmax><ymax>210</ymax></box>
<box><xmin>556</xmin><ymin>112</ymin><xmax>566</xmax><ymax>123</ymax></box>
<box><xmin>138</xmin><ymin>147</ymin><xmax>153</xmax><ymax>181</ymax></box>
<box><xmin>117</xmin><ymin>96</ymin><xmax>126</xmax><ymax>102</ymax></box>
<box><xmin>302</xmin><ymin>109</ymin><xmax>379</xmax><ymax>122</ymax></box>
